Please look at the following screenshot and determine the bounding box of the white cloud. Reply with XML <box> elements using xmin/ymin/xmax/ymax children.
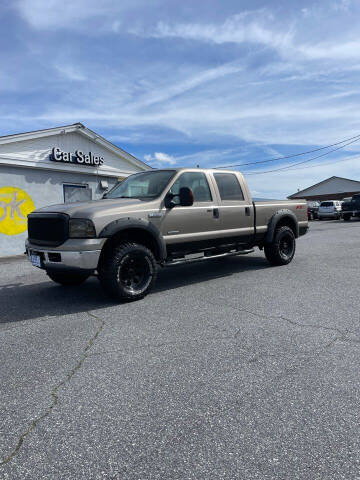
<box><xmin>5</xmin><ymin>0</ymin><xmax>360</xmax><ymax>192</ymax></box>
<box><xmin>144</xmin><ymin>152</ymin><xmax>177</xmax><ymax>165</ymax></box>
<box><xmin>140</xmin><ymin>10</ymin><xmax>294</xmax><ymax>52</ymax></box>
<box><xmin>135</xmin><ymin>62</ymin><xmax>243</xmax><ymax>108</ymax></box>
<box><xmin>15</xmin><ymin>0</ymin><xmax>152</xmax><ymax>30</ymax></box>
<box><xmin>138</xmin><ymin>9</ymin><xmax>360</xmax><ymax>62</ymax></box>
<box><xmin>245</xmin><ymin>153</ymin><xmax>360</xmax><ymax>199</ymax></box>
<box><xmin>54</xmin><ymin>64</ymin><xmax>86</xmax><ymax>81</ymax></box>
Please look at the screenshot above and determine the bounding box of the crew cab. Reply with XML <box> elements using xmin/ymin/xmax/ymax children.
<box><xmin>26</xmin><ymin>168</ymin><xmax>308</xmax><ymax>301</ymax></box>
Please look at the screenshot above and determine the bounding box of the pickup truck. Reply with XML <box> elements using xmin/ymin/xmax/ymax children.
<box><xmin>342</xmin><ymin>194</ymin><xmax>360</xmax><ymax>221</ymax></box>
<box><xmin>26</xmin><ymin>168</ymin><xmax>308</xmax><ymax>301</ymax></box>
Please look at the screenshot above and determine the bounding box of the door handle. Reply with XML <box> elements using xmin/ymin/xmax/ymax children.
<box><xmin>245</xmin><ymin>207</ymin><xmax>251</xmax><ymax>216</ymax></box>
<box><xmin>213</xmin><ymin>208</ymin><xmax>219</xmax><ymax>218</ymax></box>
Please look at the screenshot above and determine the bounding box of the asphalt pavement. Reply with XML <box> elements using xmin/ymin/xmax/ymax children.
<box><xmin>1</xmin><ymin>220</ymin><xmax>360</xmax><ymax>479</ymax></box>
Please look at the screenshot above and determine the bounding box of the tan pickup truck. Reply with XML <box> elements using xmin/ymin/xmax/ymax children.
<box><xmin>26</xmin><ymin>168</ymin><xmax>308</xmax><ymax>301</ymax></box>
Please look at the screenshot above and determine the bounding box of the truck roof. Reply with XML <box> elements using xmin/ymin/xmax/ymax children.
<box><xmin>151</xmin><ymin>167</ymin><xmax>242</xmax><ymax>176</ymax></box>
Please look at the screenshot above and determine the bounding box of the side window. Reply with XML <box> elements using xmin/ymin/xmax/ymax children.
<box><xmin>214</xmin><ymin>173</ymin><xmax>244</xmax><ymax>201</ymax></box>
<box><xmin>170</xmin><ymin>172</ymin><xmax>212</xmax><ymax>203</ymax></box>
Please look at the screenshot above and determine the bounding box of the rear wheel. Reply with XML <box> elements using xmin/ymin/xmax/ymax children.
<box><xmin>47</xmin><ymin>271</ymin><xmax>90</xmax><ymax>285</ymax></box>
<box><xmin>343</xmin><ymin>214</ymin><xmax>351</xmax><ymax>221</ymax></box>
<box><xmin>98</xmin><ymin>242</ymin><xmax>157</xmax><ymax>301</ymax></box>
<box><xmin>264</xmin><ymin>226</ymin><xmax>296</xmax><ymax>266</ymax></box>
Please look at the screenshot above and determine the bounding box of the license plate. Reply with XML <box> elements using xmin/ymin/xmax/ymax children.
<box><xmin>30</xmin><ymin>254</ymin><xmax>41</xmax><ymax>268</ymax></box>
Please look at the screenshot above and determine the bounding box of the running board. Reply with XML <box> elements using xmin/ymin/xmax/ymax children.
<box><xmin>164</xmin><ymin>249</ymin><xmax>254</xmax><ymax>267</ymax></box>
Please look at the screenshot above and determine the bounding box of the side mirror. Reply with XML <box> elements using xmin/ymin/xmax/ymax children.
<box><xmin>179</xmin><ymin>187</ymin><xmax>194</xmax><ymax>206</ymax></box>
<box><xmin>164</xmin><ymin>187</ymin><xmax>194</xmax><ymax>208</ymax></box>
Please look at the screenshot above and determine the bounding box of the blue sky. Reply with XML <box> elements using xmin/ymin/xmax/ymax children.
<box><xmin>2</xmin><ymin>0</ymin><xmax>360</xmax><ymax>197</ymax></box>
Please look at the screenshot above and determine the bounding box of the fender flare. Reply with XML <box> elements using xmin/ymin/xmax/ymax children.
<box><xmin>265</xmin><ymin>209</ymin><xmax>299</xmax><ymax>243</ymax></box>
<box><xmin>99</xmin><ymin>217</ymin><xmax>167</xmax><ymax>261</ymax></box>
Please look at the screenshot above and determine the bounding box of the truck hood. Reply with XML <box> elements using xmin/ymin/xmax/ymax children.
<box><xmin>33</xmin><ymin>197</ymin><xmax>156</xmax><ymax>219</ymax></box>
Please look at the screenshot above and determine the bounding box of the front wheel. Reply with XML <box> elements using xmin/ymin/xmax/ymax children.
<box><xmin>98</xmin><ymin>242</ymin><xmax>157</xmax><ymax>301</ymax></box>
<box><xmin>264</xmin><ymin>226</ymin><xmax>296</xmax><ymax>266</ymax></box>
<box><xmin>47</xmin><ymin>270</ymin><xmax>90</xmax><ymax>285</ymax></box>
<box><xmin>343</xmin><ymin>214</ymin><xmax>351</xmax><ymax>221</ymax></box>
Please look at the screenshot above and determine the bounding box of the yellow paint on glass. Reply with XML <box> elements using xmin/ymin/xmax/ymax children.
<box><xmin>0</xmin><ymin>186</ymin><xmax>35</xmax><ymax>236</ymax></box>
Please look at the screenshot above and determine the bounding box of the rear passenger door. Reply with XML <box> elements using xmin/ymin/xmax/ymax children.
<box><xmin>212</xmin><ymin>172</ymin><xmax>254</xmax><ymax>243</ymax></box>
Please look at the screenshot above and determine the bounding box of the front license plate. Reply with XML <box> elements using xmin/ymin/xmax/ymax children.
<box><xmin>30</xmin><ymin>254</ymin><xmax>41</xmax><ymax>268</ymax></box>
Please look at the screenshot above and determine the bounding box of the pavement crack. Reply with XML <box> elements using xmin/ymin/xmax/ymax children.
<box><xmin>207</xmin><ymin>298</ymin><xmax>348</xmax><ymax>338</ymax></box>
<box><xmin>0</xmin><ymin>311</ymin><xmax>105</xmax><ymax>467</ymax></box>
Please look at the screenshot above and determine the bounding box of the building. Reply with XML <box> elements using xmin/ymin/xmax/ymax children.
<box><xmin>288</xmin><ymin>176</ymin><xmax>360</xmax><ymax>201</ymax></box>
<box><xmin>0</xmin><ymin>123</ymin><xmax>150</xmax><ymax>257</ymax></box>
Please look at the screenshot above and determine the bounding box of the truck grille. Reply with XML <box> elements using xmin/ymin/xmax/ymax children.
<box><xmin>28</xmin><ymin>213</ymin><xmax>69</xmax><ymax>247</ymax></box>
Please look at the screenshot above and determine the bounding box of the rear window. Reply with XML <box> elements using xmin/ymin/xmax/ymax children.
<box><xmin>320</xmin><ymin>201</ymin><xmax>333</xmax><ymax>207</ymax></box>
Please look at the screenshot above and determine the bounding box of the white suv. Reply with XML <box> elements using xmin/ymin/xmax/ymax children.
<box><xmin>318</xmin><ymin>200</ymin><xmax>342</xmax><ymax>220</ymax></box>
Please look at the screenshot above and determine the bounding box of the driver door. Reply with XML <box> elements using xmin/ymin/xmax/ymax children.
<box><xmin>160</xmin><ymin>171</ymin><xmax>219</xmax><ymax>249</ymax></box>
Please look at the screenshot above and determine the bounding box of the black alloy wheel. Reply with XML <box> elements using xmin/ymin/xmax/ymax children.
<box><xmin>119</xmin><ymin>252</ymin><xmax>152</xmax><ymax>293</ymax></box>
<box><xmin>98</xmin><ymin>242</ymin><xmax>157</xmax><ymax>301</ymax></box>
<box><xmin>264</xmin><ymin>226</ymin><xmax>296</xmax><ymax>266</ymax></box>
<box><xmin>279</xmin><ymin>235</ymin><xmax>293</xmax><ymax>258</ymax></box>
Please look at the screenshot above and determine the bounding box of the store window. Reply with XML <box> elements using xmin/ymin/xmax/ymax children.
<box><xmin>63</xmin><ymin>184</ymin><xmax>92</xmax><ymax>203</ymax></box>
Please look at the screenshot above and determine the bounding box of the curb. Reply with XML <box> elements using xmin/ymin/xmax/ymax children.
<box><xmin>0</xmin><ymin>254</ymin><xmax>27</xmax><ymax>264</ymax></box>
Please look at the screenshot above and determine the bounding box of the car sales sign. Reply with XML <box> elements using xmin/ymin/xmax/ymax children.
<box><xmin>50</xmin><ymin>147</ymin><xmax>104</xmax><ymax>166</ymax></box>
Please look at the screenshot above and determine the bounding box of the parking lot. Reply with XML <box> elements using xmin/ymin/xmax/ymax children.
<box><xmin>1</xmin><ymin>220</ymin><xmax>360</xmax><ymax>479</ymax></box>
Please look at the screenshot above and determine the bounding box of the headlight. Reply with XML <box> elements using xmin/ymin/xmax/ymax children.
<box><xmin>69</xmin><ymin>219</ymin><xmax>96</xmax><ymax>238</ymax></box>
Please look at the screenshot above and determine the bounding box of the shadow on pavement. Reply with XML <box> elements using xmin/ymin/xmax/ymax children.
<box><xmin>0</xmin><ymin>254</ymin><xmax>269</xmax><ymax>325</ymax></box>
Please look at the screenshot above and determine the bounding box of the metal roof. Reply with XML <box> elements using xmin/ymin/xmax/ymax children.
<box><xmin>288</xmin><ymin>176</ymin><xmax>360</xmax><ymax>199</ymax></box>
<box><xmin>0</xmin><ymin>123</ymin><xmax>150</xmax><ymax>171</ymax></box>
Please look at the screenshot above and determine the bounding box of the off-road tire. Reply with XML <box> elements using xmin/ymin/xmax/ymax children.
<box><xmin>343</xmin><ymin>214</ymin><xmax>351</xmax><ymax>221</ymax></box>
<box><xmin>264</xmin><ymin>226</ymin><xmax>296</xmax><ymax>266</ymax></box>
<box><xmin>98</xmin><ymin>242</ymin><xmax>157</xmax><ymax>301</ymax></box>
<box><xmin>47</xmin><ymin>271</ymin><xmax>90</xmax><ymax>285</ymax></box>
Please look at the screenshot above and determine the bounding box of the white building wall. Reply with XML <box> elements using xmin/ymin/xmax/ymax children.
<box><xmin>0</xmin><ymin>127</ymin><xmax>149</xmax><ymax>257</ymax></box>
<box><xmin>0</xmin><ymin>131</ymin><xmax>143</xmax><ymax>177</ymax></box>
<box><xmin>0</xmin><ymin>165</ymin><xmax>119</xmax><ymax>257</ymax></box>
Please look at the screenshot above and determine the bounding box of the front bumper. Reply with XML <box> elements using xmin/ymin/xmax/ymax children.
<box><xmin>25</xmin><ymin>239</ymin><xmax>103</xmax><ymax>272</ymax></box>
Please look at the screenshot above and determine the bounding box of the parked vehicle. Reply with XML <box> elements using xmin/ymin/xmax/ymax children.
<box><xmin>307</xmin><ymin>201</ymin><xmax>320</xmax><ymax>220</ymax></box>
<box><xmin>342</xmin><ymin>194</ymin><xmax>360</xmax><ymax>221</ymax></box>
<box><xmin>318</xmin><ymin>200</ymin><xmax>342</xmax><ymax>220</ymax></box>
<box><xmin>26</xmin><ymin>168</ymin><xmax>309</xmax><ymax>301</ymax></box>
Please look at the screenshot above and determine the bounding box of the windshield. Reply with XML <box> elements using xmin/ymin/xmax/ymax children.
<box><xmin>105</xmin><ymin>170</ymin><xmax>176</xmax><ymax>200</ymax></box>
<box><xmin>320</xmin><ymin>202</ymin><xmax>333</xmax><ymax>207</ymax></box>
